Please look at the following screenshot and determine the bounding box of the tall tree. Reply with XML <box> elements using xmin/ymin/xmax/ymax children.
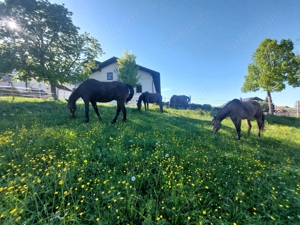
<box><xmin>115</xmin><ymin>50</ymin><xmax>140</xmax><ymax>87</ymax></box>
<box><xmin>241</xmin><ymin>39</ymin><xmax>300</xmax><ymax>114</ymax></box>
<box><xmin>0</xmin><ymin>0</ymin><xmax>104</xmax><ymax>99</ymax></box>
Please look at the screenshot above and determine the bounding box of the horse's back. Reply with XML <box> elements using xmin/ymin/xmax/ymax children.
<box><xmin>78</xmin><ymin>79</ymin><xmax>129</xmax><ymax>102</ymax></box>
<box><xmin>239</xmin><ymin>100</ymin><xmax>262</xmax><ymax>118</ymax></box>
<box><xmin>145</xmin><ymin>92</ymin><xmax>162</xmax><ymax>103</ymax></box>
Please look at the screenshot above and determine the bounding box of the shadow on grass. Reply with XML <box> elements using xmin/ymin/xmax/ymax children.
<box><xmin>265</xmin><ymin>114</ymin><xmax>300</xmax><ymax>128</ymax></box>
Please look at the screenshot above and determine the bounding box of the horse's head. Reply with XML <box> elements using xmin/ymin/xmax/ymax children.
<box><xmin>137</xmin><ymin>94</ymin><xmax>143</xmax><ymax>111</ymax></box>
<box><xmin>212</xmin><ymin>116</ymin><xmax>221</xmax><ymax>133</ymax></box>
<box><xmin>137</xmin><ymin>99</ymin><xmax>142</xmax><ymax>111</ymax></box>
<box><xmin>66</xmin><ymin>99</ymin><xmax>76</xmax><ymax>117</ymax></box>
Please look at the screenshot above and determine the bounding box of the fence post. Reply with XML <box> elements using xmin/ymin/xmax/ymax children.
<box><xmin>297</xmin><ymin>101</ymin><xmax>299</xmax><ymax>117</ymax></box>
<box><xmin>9</xmin><ymin>82</ymin><xmax>15</xmax><ymax>101</ymax></box>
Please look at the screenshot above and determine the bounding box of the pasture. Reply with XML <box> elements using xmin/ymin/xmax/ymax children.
<box><xmin>0</xmin><ymin>96</ymin><xmax>299</xmax><ymax>225</ymax></box>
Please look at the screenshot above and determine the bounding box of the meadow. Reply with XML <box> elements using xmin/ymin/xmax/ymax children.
<box><xmin>0</xmin><ymin>96</ymin><xmax>299</xmax><ymax>225</ymax></box>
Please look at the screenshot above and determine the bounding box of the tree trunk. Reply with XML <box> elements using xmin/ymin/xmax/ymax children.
<box><xmin>267</xmin><ymin>91</ymin><xmax>274</xmax><ymax>115</ymax></box>
<box><xmin>50</xmin><ymin>82</ymin><xmax>58</xmax><ymax>100</ymax></box>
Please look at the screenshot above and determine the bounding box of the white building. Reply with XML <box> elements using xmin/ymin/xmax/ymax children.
<box><xmin>90</xmin><ymin>56</ymin><xmax>161</xmax><ymax>104</ymax></box>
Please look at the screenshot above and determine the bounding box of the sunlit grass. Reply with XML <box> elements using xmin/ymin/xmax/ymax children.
<box><xmin>0</xmin><ymin>96</ymin><xmax>299</xmax><ymax>224</ymax></box>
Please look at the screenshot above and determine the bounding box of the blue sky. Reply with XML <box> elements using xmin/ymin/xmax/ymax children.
<box><xmin>50</xmin><ymin>0</ymin><xmax>300</xmax><ymax>107</ymax></box>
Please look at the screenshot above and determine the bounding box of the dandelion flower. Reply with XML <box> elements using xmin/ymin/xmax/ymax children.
<box><xmin>10</xmin><ymin>208</ymin><xmax>17</xmax><ymax>215</ymax></box>
<box><xmin>59</xmin><ymin>180</ymin><xmax>64</xmax><ymax>185</ymax></box>
<box><xmin>131</xmin><ymin>176</ymin><xmax>136</xmax><ymax>182</ymax></box>
<box><xmin>270</xmin><ymin>216</ymin><xmax>276</xmax><ymax>220</ymax></box>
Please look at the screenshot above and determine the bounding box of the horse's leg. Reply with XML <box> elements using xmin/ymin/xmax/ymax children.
<box><xmin>111</xmin><ymin>102</ymin><xmax>122</xmax><ymax>124</ymax></box>
<box><xmin>254</xmin><ymin>112</ymin><xmax>264</xmax><ymax>137</ymax></box>
<box><xmin>246</xmin><ymin>119</ymin><xmax>252</xmax><ymax>135</ymax></box>
<box><xmin>231</xmin><ymin>117</ymin><xmax>241</xmax><ymax>140</ymax></box>
<box><xmin>144</xmin><ymin>101</ymin><xmax>147</xmax><ymax>111</ymax></box>
<box><xmin>160</xmin><ymin>102</ymin><xmax>163</xmax><ymax>112</ymax></box>
<box><xmin>121</xmin><ymin>104</ymin><xmax>127</xmax><ymax>122</ymax></box>
<box><xmin>256</xmin><ymin>118</ymin><xmax>263</xmax><ymax>137</ymax></box>
<box><xmin>84</xmin><ymin>100</ymin><xmax>90</xmax><ymax>123</ymax></box>
<box><xmin>91</xmin><ymin>101</ymin><xmax>102</xmax><ymax>121</ymax></box>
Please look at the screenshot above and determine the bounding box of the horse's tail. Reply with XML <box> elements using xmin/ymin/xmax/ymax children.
<box><xmin>261</xmin><ymin>112</ymin><xmax>265</xmax><ymax>131</ymax></box>
<box><xmin>126</xmin><ymin>84</ymin><xmax>134</xmax><ymax>103</ymax></box>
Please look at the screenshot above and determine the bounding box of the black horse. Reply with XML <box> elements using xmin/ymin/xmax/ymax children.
<box><xmin>137</xmin><ymin>91</ymin><xmax>163</xmax><ymax>112</ymax></box>
<box><xmin>212</xmin><ymin>99</ymin><xmax>264</xmax><ymax>140</ymax></box>
<box><xmin>67</xmin><ymin>79</ymin><xmax>134</xmax><ymax>123</ymax></box>
<box><xmin>169</xmin><ymin>95</ymin><xmax>190</xmax><ymax>109</ymax></box>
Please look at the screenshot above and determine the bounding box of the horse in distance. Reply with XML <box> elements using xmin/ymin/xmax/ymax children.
<box><xmin>169</xmin><ymin>95</ymin><xmax>190</xmax><ymax>109</ymax></box>
<box><xmin>66</xmin><ymin>79</ymin><xmax>134</xmax><ymax>123</ymax></box>
<box><xmin>212</xmin><ymin>99</ymin><xmax>264</xmax><ymax>140</ymax></box>
<box><xmin>137</xmin><ymin>91</ymin><xmax>163</xmax><ymax>112</ymax></box>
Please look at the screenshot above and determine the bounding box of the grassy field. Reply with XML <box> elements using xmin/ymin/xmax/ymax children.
<box><xmin>0</xmin><ymin>96</ymin><xmax>299</xmax><ymax>225</ymax></box>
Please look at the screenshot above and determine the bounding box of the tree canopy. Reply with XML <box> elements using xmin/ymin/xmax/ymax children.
<box><xmin>115</xmin><ymin>50</ymin><xmax>140</xmax><ymax>87</ymax></box>
<box><xmin>0</xmin><ymin>0</ymin><xmax>104</xmax><ymax>98</ymax></box>
<box><xmin>241</xmin><ymin>38</ymin><xmax>300</xmax><ymax>114</ymax></box>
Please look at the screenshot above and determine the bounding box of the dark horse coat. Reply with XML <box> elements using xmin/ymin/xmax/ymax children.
<box><xmin>67</xmin><ymin>79</ymin><xmax>134</xmax><ymax>123</ymax></box>
<box><xmin>169</xmin><ymin>95</ymin><xmax>190</xmax><ymax>109</ymax></box>
<box><xmin>212</xmin><ymin>99</ymin><xmax>264</xmax><ymax>140</ymax></box>
<box><xmin>137</xmin><ymin>91</ymin><xmax>163</xmax><ymax>112</ymax></box>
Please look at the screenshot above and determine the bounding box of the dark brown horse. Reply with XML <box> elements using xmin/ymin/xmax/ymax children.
<box><xmin>212</xmin><ymin>99</ymin><xmax>264</xmax><ymax>140</ymax></box>
<box><xmin>137</xmin><ymin>91</ymin><xmax>163</xmax><ymax>112</ymax></box>
<box><xmin>67</xmin><ymin>79</ymin><xmax>134</xmax><ymax>123</ymax></box>
<box><xmin>169</xmin><ymin>95</ymin><xmax>190</xmax><ymax>109</ymax></box>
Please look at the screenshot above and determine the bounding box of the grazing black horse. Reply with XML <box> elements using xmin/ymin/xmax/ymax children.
<box><xmin>67</xmin><ymin>79</ymin><xmax>134</xmax><ymax>123</ymax></box>
<box><xmin>169</xmin><ymin>95</ymin><xmax>190</xmax><ymax>109</ymax></box>
<box><xmin>137</xmin><ymin>91</ymin><xmax>163</xmax><ymax>112</ymax></box>
<box><xmin>212</xmin><ymin>99</ymin><xmax>264</xmax><ymax>140</ymax></box>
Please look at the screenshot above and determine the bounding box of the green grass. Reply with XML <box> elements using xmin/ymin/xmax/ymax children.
<box><xmin>0</xmin><ymin>96</ymin><xmax>299</xmax><ymax>225</ymax></box>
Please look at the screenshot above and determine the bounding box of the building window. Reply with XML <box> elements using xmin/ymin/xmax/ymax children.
<box><xmin>107</xmin><ymin>72</ymin><xmax>113</xmax><ymax>80</ymax></box>
<box><xmin>136</xmin><ymin>85</ymin><xmax>142</xmax><ymax>93</ymax></box>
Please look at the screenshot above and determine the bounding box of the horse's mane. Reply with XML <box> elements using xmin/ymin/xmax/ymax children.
<box><xmin>215</xmin><ymin>99</ymin><xmax>241</xmax><ymax>121</ymax></box>
<box><xmin>68</xmin><ymin>87</ymin><xmax>81</xmax><ymax>104</ymax></box>
<box><xmin>137</xmin><ymin>92</ymin><xmax>144</xmax><ymax>104</ymax></box>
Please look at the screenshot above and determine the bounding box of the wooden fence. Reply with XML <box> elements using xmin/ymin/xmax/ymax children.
<box><xmin>0</xmin><ymin>85</ymin><xmax>52</xmax><ymax>98</ymax></box>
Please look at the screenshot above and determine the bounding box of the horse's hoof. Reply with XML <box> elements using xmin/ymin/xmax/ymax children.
<box><xmin>111</xmin><ymin>121</ymin><xmax>116</xmax><ymax>124</ymax></box>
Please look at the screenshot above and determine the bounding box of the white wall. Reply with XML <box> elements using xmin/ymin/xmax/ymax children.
<box><xmin>90</xmin><ymin>62</ymin><xmax>156</xmax><ymax>105</ymax></box>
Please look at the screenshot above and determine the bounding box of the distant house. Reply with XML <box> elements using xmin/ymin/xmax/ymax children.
<box><xmin>90</xmin><ymin>56</ymin><xmax>161</xmax><ymax>104</ymax></box>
